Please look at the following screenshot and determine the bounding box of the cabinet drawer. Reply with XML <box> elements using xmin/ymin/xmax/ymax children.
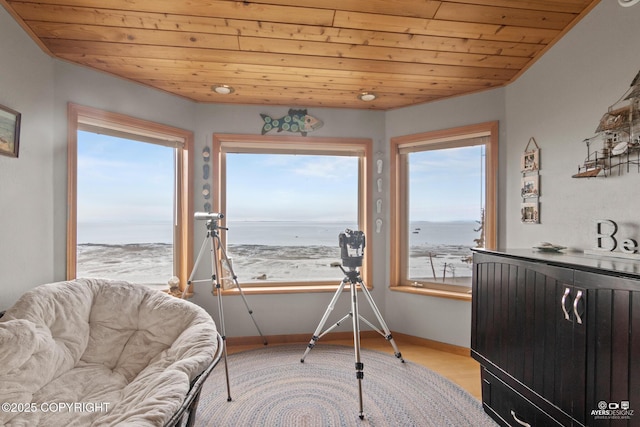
<box><xmin>482</xmin><ymin>368</ymin><xmax>563</xmax><ymax>427</ymax></box>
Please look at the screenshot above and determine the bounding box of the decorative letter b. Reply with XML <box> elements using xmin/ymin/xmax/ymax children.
<box><xmin>595</xmin><ymin>219</ymin><xmax>618</xmax><ymax>251</ymax></box>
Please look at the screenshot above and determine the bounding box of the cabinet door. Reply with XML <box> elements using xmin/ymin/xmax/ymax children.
<box><xmin>472</xmin><ymin>255</ymin><xmax>580</xmax><ymax>422</ymax></box>
<box><xmin>577</xmin><ymin>271</ymin><xmax>640</xmax><ymax>427</ymax></box>
<box><xmin>556</xmin><ymin>284</ymin><xmax>587</xmax><ymax>426</ymax></box>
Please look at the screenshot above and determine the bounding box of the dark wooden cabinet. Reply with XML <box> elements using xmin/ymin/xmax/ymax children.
<box><xmin>472</xmin><ymin>249</ymin><xmax>640</xmax><ymax>427</ymax></box>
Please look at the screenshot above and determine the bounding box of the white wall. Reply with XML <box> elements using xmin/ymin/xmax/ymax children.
<box><xmin>0</xmin><ymin>8</ymin><xmax>56</xmax><ymax>307</ymax></box>
<box><xmin>504</xmin><ymin>0</ymin><xmax>640</xmax><ymax>250</ymax></box>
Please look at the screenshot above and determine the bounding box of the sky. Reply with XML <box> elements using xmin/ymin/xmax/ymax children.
<box><xmin>409</xmin><ymin>145</ymin><xmax>485</xmax><ymax>222</ymax></box>
<box><xmin>225</xmin><ymin>153</ymin><xmax>358</xmax><ymax>222</ymax></box>
<box><xmin>77</xmin><ymin>131</ymin><xmax>174</xmax><ymax>223</ymax></box>
<box><xmin>77</xmin><ymin>132</ymin><xmax>485</xmax><ymax>225</ymax></box>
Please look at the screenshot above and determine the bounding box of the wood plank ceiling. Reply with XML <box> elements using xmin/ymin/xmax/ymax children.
<box><xmin>2</xmin><ymin>0</ymin><xmax>600</xmax><ymax>110</ymax></box>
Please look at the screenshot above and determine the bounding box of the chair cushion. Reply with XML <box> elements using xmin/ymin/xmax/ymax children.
<box><xmin>0</xmin><ymin>278</ymin><xmax>218</xmax><ymax>426</ymax></box>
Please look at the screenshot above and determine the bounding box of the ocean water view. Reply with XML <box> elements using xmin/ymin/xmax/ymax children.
<box><xmin>76</xmin><ymin>220</ymin><xmax>481</xmax><ymax>286</ymax></box>
<box><xmin>408</xmin><ymin>220</ymin><xmax>479</xmax><ymax>283</ymax></box>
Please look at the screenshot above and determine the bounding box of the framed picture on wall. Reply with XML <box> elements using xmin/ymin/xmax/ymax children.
<box><xmin>521</xmin><ymin>149</ymin><xmax>539</xmax><ymax>172</ymax></box>
<box><xmin>521</xmin><ymin>202</ymin><xmax>539</xmax><ymax>224</ymax></box>
<box><xmin>0</xmin><ymin>104</ymin><xmax>21</xmax><ymax>158</ymax></box>
<box><xmin>521</xmin><ymin>175</ymin><xmax>539</xmax><ymax>198</ymax></box>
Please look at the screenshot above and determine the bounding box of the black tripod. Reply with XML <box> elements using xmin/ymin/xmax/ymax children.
<box><xmin>183</xmin><ymin>213</ymin><xmax>267</xmax><ymax>402</ymax></box>
<box><xmin>300</xmin><ymin>230</ymin><xmax>403</xmax><ymax>420</ymax></box>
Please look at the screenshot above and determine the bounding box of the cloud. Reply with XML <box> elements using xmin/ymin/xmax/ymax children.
<box><xmin>291</xmin><ymin>157</ymin><xmax>357</xmax><ymax>179</ymax></box>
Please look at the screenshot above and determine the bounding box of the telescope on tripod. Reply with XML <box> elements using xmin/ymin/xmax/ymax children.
<box><xmin>301</xmin><ymin>229</ymin><xmax>403</xmax><ymax>420</ymax></box>
<box><xmin>184</xmin><ymin>212</ymin><xmax>267</xmax><ymax>402</ymax></box>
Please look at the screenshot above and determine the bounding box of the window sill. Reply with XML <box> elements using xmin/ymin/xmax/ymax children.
<box><xmin>390</xmin><ymin>285</ymin><xmax>471</xmax><ymax>301</ymax></box>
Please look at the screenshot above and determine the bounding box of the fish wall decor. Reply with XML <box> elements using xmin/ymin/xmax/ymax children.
<box><xmin>260</xmin><ymin>109</ymin><xmax>323</xmax><ymax>136</ymax></box>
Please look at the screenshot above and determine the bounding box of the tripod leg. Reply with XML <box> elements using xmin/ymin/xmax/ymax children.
<box><xmin>358</xmin><ymin>278</ymin><xmax>404</xmax><ymax>362</ymax></box>
<box><xmin>209</xmin><ymin>236</ymin><xmax>233</xmax><ymax>402</ymax></box>
<box><xmin>181</xmin><ymin>232</ymin><xmax>211</xmax><ymax>299</ymax></box>
<box><xmin>351</xmin><ymin>278</ymin><xmax>365</xmax><ymax>420</ymax></box>
<box><xmin>300</xmin><ymin>279</ymin><xmax>347</xmax><ymax>363</ymax></box>
<box><xmin>216</xmin><ymin>283</ymin><xmax>232</xmax><ymax>401</ymax></box>
<box><xmin>216</xmin><ymin>236</ymin><xmax>268</xmax><ymax>345</ymax></box>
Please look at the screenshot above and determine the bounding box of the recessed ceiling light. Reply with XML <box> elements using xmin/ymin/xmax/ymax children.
<box><xmin>619</xmin><ymin>0</ymin><xmax>640</xmax><ymax>6</ymax></box>
<box><xmin>358</xmin><ymin>92</ymin><xmax>377</xmax><ymax>102</ymax></box>
<box><xmin>212</xmin><ymin>84</ymin><xmax>235</xmax><ymax>95</ymax></box>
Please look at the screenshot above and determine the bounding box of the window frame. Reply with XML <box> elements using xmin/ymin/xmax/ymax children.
<box><xmin>212</xmin><ymin>133</ymin><xmax>372</xmax><ymax>294</ymax></box>
<box><xmin>66</xmin><ymin>103</ymin><xmax>194</xmax><ymax>291</ymax></box>
<box><xmin>390</xmin><ymin>121</ymin><xmax>498</xmax><ymax>300</ymax></box>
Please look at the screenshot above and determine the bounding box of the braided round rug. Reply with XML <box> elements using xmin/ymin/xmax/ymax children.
<box><xmin>195</xmin><ymin>344</ymin><xmax>497</xmax><ymax>426</ymax></box>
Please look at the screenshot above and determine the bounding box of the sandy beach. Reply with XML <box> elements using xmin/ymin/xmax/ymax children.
<box><xmin>77</xmin><ymin>242</ymin><xmax>473</xmax><ymax>288</ymax></box>
<box><xmin>76</xmin><ymin>220</ymin><xmax>478</xmax><ymax>288</ymax></box>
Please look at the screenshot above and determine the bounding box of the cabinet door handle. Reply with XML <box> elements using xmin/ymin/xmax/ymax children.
<box><xmin>561</xmin><ymin>287</ymin><xmax>571</xmax><ymax>321</ymax></box>
<box><xmin>573</xmin><ymin>290</ymin><xmax>584</xmax><ymax>324</ymax></box>
<box><xmin>511</xmin><ymin>410</ymin><xmax>532</xmax><ymax>427</ymax></box>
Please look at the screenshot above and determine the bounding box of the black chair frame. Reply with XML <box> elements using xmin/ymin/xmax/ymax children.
<box><xmin>165</xmin><ymin>332</ymin><xmax>224</xmax><ymax>427</ymax></box>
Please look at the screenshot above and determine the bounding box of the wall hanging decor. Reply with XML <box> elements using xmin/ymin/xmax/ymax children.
<box><xmin>202</xmin><ymin>146</ymin><xmax>210</xmax><ymax>180</ymax></box>
<box><xmin>573</xmin><ymin>69</ymin><xmax>640</xmax><ymax>178</ymax></box>
<box><xmin>0</xmin><ymin>103</ymin><xmax>21</xmax><ymax>158</ymax></box>
<box><xmin>521</xmin><ymin>137</ymin><xmax>540</xmax><ymax>223</ymax></box>
<box><xmin>260</xmin><ymin>109</ymin><xmax>323</xmax><ymax>136</ymax></box>
<box><xmin>521</xmin><ymin>174</ymin><xmax>539</xmax><ymax>199</ymax></box>
<box><xmin>202</xmin><ymin>146</ymin><xmax>211</xmax><ymax>212</ymax></box>
<box><xmin>521</xmin><ymin>202</ymin><xmax>539</xmax><ymax>224</ymax></box>
<box><xmin>521</xmin><ymin>137</ymin><xmax>540</xmax><ymax>172</ymax></box>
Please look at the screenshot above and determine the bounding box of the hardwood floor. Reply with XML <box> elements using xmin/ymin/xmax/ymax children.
<box><xmin>225</xmin><ymin>334</ymin><xmax>483</xmax><ymax>401</ymax></box>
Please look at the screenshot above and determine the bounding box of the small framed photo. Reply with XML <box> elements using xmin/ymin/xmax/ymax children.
<box><xmin>521</xmin><ymin>202</ymin><xmax>539</xmax><ymax>224</ymax></box>
<box><xmin>521</xmin><ymin>149</ymin><xmax>539</xmax><ymax>172</ymax></box>
<box><xmin>521</xmin><ymin>175</ymin><xmax>539</xmax><ymax>198</ymax></box>
<box><xmin>0</xmin><ymin>104</ymin><xmax>21</xmax><ymax>158</ymax></box>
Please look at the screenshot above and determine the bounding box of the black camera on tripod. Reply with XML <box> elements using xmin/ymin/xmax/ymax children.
<box><xmin>339</xmin><ymin>229</ymin><xmax>365</xmax><ymax>269</ymax></box>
